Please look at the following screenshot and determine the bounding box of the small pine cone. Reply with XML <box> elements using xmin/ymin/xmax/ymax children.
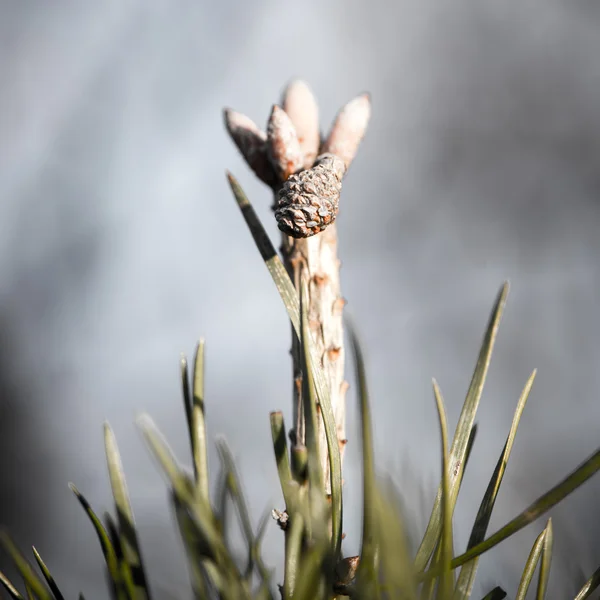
<box><xmin>275</xmin><ymin>153</ymin><xmax>346</xmax><ymax>238</ymax></box>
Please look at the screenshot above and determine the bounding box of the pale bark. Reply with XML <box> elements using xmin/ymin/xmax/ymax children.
<box><xmin>279</xmin><ymin>220</ymin><xmax>348</xmax><ymax>494</ymax></box>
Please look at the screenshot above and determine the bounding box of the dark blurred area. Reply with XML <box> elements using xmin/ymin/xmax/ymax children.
<box><xmin>1</xmin><ymin>1</ymin><xmax>600</xmax><ymax>597</ymax></box>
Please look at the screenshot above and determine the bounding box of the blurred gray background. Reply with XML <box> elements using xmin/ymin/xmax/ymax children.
<box><xmin>1</xmin><ymin>0</ymin><xmax>600</xmax><ymax>597</ymax></box>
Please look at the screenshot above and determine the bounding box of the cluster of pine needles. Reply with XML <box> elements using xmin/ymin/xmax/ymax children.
<box><xmin>1</xmin><ymin>175</ymin><xmax>600</xmax><ymax>600</ymax></box>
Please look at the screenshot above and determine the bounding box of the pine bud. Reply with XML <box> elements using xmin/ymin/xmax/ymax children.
<box><xmin>321</xmin><ymin>93</ymin><xmax>371</xmax><ymax>169</ymax></box>
<box><xmin>275</xmin><ymin>153</ymin><xmax>346</xmax><ymax>238</ymax></box>
<box><xmin>223</xmin><ymin>109</ymin><xmax>276</xmax><ymax>186</ymax></box>
<box><xmin>266</xmin><ymin>105</ymin><xmax>304</xmax><ymax>181</ymax></box>
<box><xmin>334</xmin><ymin>555</ymin><xmax>360</xmax><ymax>594</ymax></box>
<box><xmin>282</xmin><ymin>80</ymin><xmax>320</xmax><ymax>169</ymax></box>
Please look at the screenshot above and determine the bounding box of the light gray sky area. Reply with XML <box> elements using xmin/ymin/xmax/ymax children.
<box><xmin>1</xmin><ymin>1</ymin><xmax>600</xmax><ymax>597</ymax></box>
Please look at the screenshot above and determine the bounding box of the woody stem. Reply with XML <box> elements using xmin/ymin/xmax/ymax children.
<box><xmin>278</xmin><ymin>219</ymin><xmax>348</xmax><ymax>496</ymax></box>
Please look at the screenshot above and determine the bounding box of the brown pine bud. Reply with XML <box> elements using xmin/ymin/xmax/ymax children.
<box><xmin>223</xmin><ymin>108</ymin><xmax>276</xmax><ymax>186</ymax></box>
<box><xmin>275</xmin><ymin>153</ymin><xmax>346</xmax><ymax>238</ymax></box>
<box><xmin>334</xmin><ymin>555</ymin><xmax>360</xmax><ymax>594</ymax></box>
<box><xmin>322</xmin><ymin>93</ymin><xmax>371</xmax><ymax>169</ymax></box>
<box><xmin>282</xmin><ymin>80</ymin><xmax>320</xmax><ymax>169</ymax></box>
<box><xmin>266</xmin><ymin>105</ymin><xmax>304</xmax><ymax>182</ymax></box>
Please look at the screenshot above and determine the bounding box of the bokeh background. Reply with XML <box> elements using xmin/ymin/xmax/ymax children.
<box><xmin>2</xmin><ymin>1</ymin><xmax>600</xmax><ymax>597</ymax></box>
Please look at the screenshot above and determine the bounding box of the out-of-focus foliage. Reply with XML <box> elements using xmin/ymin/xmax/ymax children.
<box><xmin>2</xmin><ymin>178</ymin><xmax>600</xmax><ymax>600</ymax></box>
